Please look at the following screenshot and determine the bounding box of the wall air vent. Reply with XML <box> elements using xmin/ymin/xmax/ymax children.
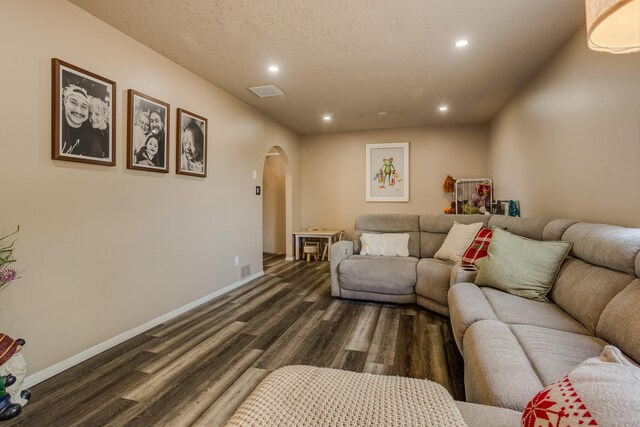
<box><xmin>240</xmin><ymin>264</ymin><xmax>251</xmax><ymax>278</ymax></box>
<box><xmin>248</xmin><ymin>84</ymin><xmax>284</xmax><ymax>98</ymax></box>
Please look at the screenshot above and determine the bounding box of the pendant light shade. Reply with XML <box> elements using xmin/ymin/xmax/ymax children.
<box><xmin>585</xmin><ymin>0</ymin><xmax>640</xmax><ymax>53</ymax></box>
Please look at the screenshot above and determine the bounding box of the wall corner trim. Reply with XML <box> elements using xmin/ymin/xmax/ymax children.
<box><xmin>23</xmin><ymin>271</ymin><xmax>264</xmax><ymax>389</ymax></box>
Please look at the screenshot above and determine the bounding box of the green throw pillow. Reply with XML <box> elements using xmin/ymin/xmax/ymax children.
<box><xmin>475</xmin><ymin>227</ymin><xmax>572</xmax><ymax>302</ymax></box>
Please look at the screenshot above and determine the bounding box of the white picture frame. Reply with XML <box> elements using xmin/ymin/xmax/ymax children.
<box><xmin>366</xmin><ymin>142</ymin><xmax>409</xmax><ymax>202</ymax></box>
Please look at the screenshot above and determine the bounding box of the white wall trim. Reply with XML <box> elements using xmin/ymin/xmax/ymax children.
<box><xmin>23</xmin><ymin>271</ymin><xmax>264</xmax><ymax>389</ymax></box>
<box><xmin>284</xmin><ymin>256</ymin><xmax>294</xmax><ymax>261</ymax></box>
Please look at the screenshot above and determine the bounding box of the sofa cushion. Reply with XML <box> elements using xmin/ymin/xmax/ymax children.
<box><xmin>359</xmin><ymin>233</ymin><xmax>409</xmax><ymax>256</ymax></box>
<box><xmin>481</xmin><ymin>287</ymin><xmax>590</xmax><ymax>336</ymax></box>
<box><xmin>510</xmin><ymin>325</ymin><xmax>607</xmax><ymax>386</ymax></box>
<box><xmin>448</xmin><ymin>283</ymin><xmax>590</xmax><ymax>353</ymax></box>
<box><xmin>448</xmin><ymin>283</ymin><xmax>498</xmax><ymax>352</ymax></box>
<box><xmin>353</xmin><ymin>214</ymin><xmax>420</xmax><ymax>257</ymax></box>
<box><xmin>420</xmin><ymin>214</ymin><xmax>490</xmax><ymax>234</ymax></box>
<box><xmin>462</xmin><ymin>320</ymin><xmax>543</xmax><ymax>411</ymax></box>
<box><xmin>522</xmin><ymin>346</ymin><xmax>640</xmax><ymax>427</ymax></box>
<box><xmin>434</xmin><ymin>221</ymin><xmax>483</xmax><ymax>264</ymax></box>
<box><xmin>487</xmin><ymin>215</ymin><xmax>551</xmax><ymax>240</ymax></box>
<box><xmin>549</xmin><ymin>257</ymin><xmax>635</xmax><ymax>334</ymax></box>
<box><xmin>420</xmin><ymin>232</ymin><xmax>447</xmax><ymax>260</ymax></box>
<box><xmin>415</xmin><ymin>258</ymin><xmax>454</xmax><ymax>307</ymax></box>
<box><xmin>419</xmin><ymin>214</ymin><xmax>490</xmax><ymax>258</ymax></box>
<box><xmin>339</xmin><ymin>255</ymin><xmax>418</xmax><ymax>295</ymax></box>
<box><xmin>562</xmin><ymin>222</ymin><xmax>640</xmax><ymax>276</ymax></box>
<box><xmin>596</xmin><ymin>278</ymin><xmax>640</xmax><ymax>364</ymax></box>
<box><xmin>542</xmin><ymin>218</ymin><xmax>579</xmax><ymax>241</ymax></box>
<box><xmin>475</xmin><ymin>227</ymin><xmax>572</xmax><ymax>302</ymax></box>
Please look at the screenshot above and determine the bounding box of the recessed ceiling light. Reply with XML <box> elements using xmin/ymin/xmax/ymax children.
<box><xmin>323</xmin><ymin>115</ymin><xmax>332</xmax><ymax>121</ymax></box>
<box><xmin>439</xmin><ymin>105</ymin><xmax>449</xmax><ymax>112</ymax></box>
<box><xmin>268</xmin><ymin>65</ymin><xmax>279</xmax><ymax>72</ymax></box>
<box><xmin>455</xmin><ymin>39</ymin><xmax>469</xmax><ymax>47</ymax></box>
<box><xmin>378</xmin><ymin>112</ymin><xmax>387</xmax><ymax>116</ymax></box>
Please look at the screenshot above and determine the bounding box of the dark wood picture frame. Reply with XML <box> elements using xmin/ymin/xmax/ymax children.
<box><xmin>176</xmin><ymin>108</ymin><xmax>208</xmax><ymax>177</ymax></box>
<box><xmin>51</xmin><ymin>58</ymin><xmax>116</xmax><ymax>166</ymax></box>
<box><xmin>127</xmin><ymin>90</ymin><xmax>170</xmax><ymax>173</ymax></box>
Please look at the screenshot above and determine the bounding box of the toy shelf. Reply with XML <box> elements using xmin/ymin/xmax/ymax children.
<box><xmin>454</xmin><ymin>178</ymin><xmax>493</xmax><ymax>215</ymax></box>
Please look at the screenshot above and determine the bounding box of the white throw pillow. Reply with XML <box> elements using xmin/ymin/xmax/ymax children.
<box><xmin>359</xmin><ymin>233</ymin><xmax>410</xmax><ymax>257</ymax></box>
<box><xmin>434</xmin><ymin>222</ymin><xmax>483</xmax><ymax>264</ymax></box>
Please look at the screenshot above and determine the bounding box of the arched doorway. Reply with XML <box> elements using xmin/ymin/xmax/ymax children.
<box><xmin>263</xmin><ymin>147</ymin><xmax>287</xmax><ymax>256</ymax></box>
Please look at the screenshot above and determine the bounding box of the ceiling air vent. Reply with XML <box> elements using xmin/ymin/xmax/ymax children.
<box><xmin>248</xmin><ymin>84</ymin><xmax>284</xmax><ymax>98</ymax></box>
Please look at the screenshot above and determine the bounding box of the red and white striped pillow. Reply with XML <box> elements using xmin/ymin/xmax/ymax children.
<box><xmin>461</xmin><ymin>227</ymin><xmax>492</xmax><ymax>267</ymax></box>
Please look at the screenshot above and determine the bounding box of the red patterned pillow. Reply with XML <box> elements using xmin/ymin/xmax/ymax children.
<box><xmin>522</xmin><ymin>346</ymin><xmax>640</xmax><ymax>427</ymax></box>
<box><xmin>461</xmin><ymin>227</ymin><xmax>492</xmax><ymax>267</ymax></box>
<box><xmin>522</xmin><ymin>376</ymin><xmax>598</xmax><ymax>427</ymax></box>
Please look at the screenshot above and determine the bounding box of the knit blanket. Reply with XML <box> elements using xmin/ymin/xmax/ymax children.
<box><xmin>225</xmin><ymin>365</ymin><xmax>467</xmax><ymax>427</ymax></box>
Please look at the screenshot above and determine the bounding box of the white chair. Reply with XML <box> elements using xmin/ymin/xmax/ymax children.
<box><xmin>322</xmin><ymin>230</ymin><xmax>344</xmax><ymax>261</ymax></box>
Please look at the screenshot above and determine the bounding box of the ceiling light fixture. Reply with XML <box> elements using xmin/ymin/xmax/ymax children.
<box><xmin>585</xmin><ymin>0</ymin><xmax>639</xmax><ymax>53</ymax></box>
<box><xmin>268</xmin><ymin>65</ymin><xmax>279</xmax><ymax>72</ymax></box>
<box><xmin>378</xmin><ymin>112</ymin><xmax>387</xmax><ymax>116</ymax></box>
<box><xmin>455</xmin><ymin>39</ymin><xmax>469</xmax><ymax>47</ymax></box>
<box><xmin>323</xmin><ymin>115</ymin><xmax>332</xmax><ymax>121</ymax></box>
<box><xmin>438</xmin><ymin>105</ymin><xmax>449</xmax><ymax>112</ymax></box>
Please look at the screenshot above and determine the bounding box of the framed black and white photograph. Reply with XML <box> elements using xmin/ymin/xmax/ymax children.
<box><xmin>127</xmin><ymin>89</ymin><xmax>170</xmax><ymax>173</ymax></box>
<box><xmin>52</xmin><ymin>58</ymin><xmax>116</xmax><ymax>166</ymax></box>
<box><xmin>176</xmin><ymin>109</ymin><xmax>207</xmax><ymax>177</ymax></box>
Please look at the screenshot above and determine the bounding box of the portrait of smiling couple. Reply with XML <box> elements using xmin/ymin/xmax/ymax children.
<box><xmin>52</xmin><ymin>59</ymin><xmax>116</xmax><ymax>166</ymax></box>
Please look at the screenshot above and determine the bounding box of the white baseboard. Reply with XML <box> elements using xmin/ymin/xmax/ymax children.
<box><xmin>284</xmin><ymin>256</ymin><xmax>294</xmax><ymax>261</ymax></box>
<box><xmin>23</xmin><ymin>271</ymin><xmax>264</xmax><ymax>389</ymax></box>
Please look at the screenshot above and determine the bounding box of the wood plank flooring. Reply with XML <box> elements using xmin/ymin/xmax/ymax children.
<box><xmin>8</xmin><ymin>254</ymin><xmax>464</xmax><ymax>426</ymax></box>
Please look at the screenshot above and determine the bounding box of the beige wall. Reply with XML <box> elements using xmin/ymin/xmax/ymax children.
<box><xmin>490</xmin><ymin>29</ymin><xmax>640</xmax><ymax>227</ymax></box>
<box><xmin>263</xmin><ymin>154</ymin><xmax>286</xmax><ymax>253</ymax></box>
<box><xmin>0</xmin><ymin>0</ymin><xmax>301</xmax><ymax>374</ymax></box>
<box><xmin>301</xmin><ymin>125</ymin><xmax>490</xmax><ymax>237</ymax></box>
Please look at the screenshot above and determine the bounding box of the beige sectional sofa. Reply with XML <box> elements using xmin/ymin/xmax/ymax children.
<box><xmin>330</xmin><ymin>213</ymin><xmax>640</xmax><ymax>412</ymax></box>
<box><xmin>331</xmin><ymin>213</ymin><xmax>550</xmax><ymax>314</ymax></box>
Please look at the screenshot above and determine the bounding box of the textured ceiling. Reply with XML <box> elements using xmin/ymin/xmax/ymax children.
<box><xmin>69</xmin><ymin>0</ymin><xmax>585</xmax><ymax>135</ymax></box>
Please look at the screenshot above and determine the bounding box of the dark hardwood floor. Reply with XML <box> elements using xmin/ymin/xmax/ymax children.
<box><xmin>8</xmin><ymin>254</ymin><xmax>464</xmax><ymax>426</ymax></box>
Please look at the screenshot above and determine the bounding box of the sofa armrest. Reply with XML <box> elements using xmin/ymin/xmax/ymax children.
<box><xmin>330</xmin><ymin>241</ymin><xmax>354</xmax><ymax>297</ymax></box>
<box><xmin>448</xmin><ymin>283</ymin><xmax>498</xmax><ymax>352</ymax></box>
<box><xmin>450</xmin><ymin>264</ymin><xmax>478</xmax><ymax>287</ymax></box>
